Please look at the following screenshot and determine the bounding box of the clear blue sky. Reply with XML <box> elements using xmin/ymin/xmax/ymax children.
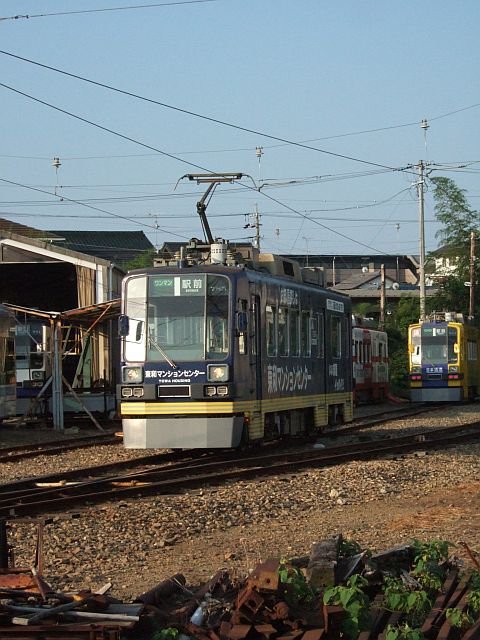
<box><xmin>1</xmin><ymin>0</ymin><xmax>479</xmax><ymax>257</ymax></box>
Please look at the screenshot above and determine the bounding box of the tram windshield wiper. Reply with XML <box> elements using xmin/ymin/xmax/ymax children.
<box><xmin>148</xmin><ymin>335</ymin><xmax>177</xmax><ymax>369</ymax></box>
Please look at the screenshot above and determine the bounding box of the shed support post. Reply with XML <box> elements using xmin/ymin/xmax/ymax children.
<box><xmin>52</xmin><ymin>318</ymin><xmax>64</xmax><ymax>431</ymax></box>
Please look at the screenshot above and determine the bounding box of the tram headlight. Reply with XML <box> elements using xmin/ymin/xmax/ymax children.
<box><xmin>207</xmin><ymin>364</ymin><xmax>229</xmax><ymax>382</ymax></box>
<box><xmin>32</xmin><ymin>371</ymin><xmax>45</xmax><ymax>380</ymax></box>
<box><xmin>449</xmin><ymin>366</ymin><xmax>458</xmax><ymax>373</ymax></box>
<box><xmin>122</xmin><ymin>366</ymin><xmax>143</xmax><ymax>383</ymax></box>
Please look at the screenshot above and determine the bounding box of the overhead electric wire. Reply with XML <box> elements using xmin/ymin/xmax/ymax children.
<box><xmin>243</xmin><ymin>184</ymin><xmax>391</xmax><ymax>256</ymax></box>
<box><xmin>0</xmin><ymin>0</ymin><xmax>217</xmax><ymax>21</ymax></box>
<box><xmin>2</xmin><ymin>50</ymin><xmax>480</xmax><ymax>166</ymax></box>
<box><xmin>0</xmin><ymin>49</ymin><xmax>406</xmax><ymax>172</ymax></box>
<box><xmin>0</xmin><ymin>82</ymin><xmax>219</xmax><ymax>176</ymax></box>
<box><xmin>0</xmin><ymin>176</ymin><xmax>191</xmax><ymax>241</ymax></box>
<box><xmin>0</xmin><ymin>79</ymin><xmax>414</xmax><ymax>255</ymax></box>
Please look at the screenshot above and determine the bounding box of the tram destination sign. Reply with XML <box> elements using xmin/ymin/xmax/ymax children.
<box><xmin>150</xmin><ymin>275</ymin><xmax>205</xmax><ymax>296</ymax></box>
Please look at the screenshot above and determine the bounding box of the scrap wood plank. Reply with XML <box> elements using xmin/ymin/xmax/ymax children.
<box><xmin>461</xmin><ymin>615</ymin><xmax>480</xmax><ymax>640</ymax></box>
<box><xmin>420</xmin><ymin>569</ymin><xmax>459</xmax><ymax>637</ymax></box>
<box><xmin>356</xmin><ymin>593</ymin><xmax>390</xmax><ymax>639</ymax></box>
<box><xmin>435</xmin><ymin>588</ymin><xmax>471</xmax><ymax>640</ymax></box>
<box><xmin>377</xmin><ymin>612</ymin><xmax>402</xmax><ymax>640</ymax></box>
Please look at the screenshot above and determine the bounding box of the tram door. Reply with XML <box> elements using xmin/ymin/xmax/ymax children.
<box><xmin>250</xmin><ymin>293</ymin><xmax>263</xmax><ymax>401</ymax></box>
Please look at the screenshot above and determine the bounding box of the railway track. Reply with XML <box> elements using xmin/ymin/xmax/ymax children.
<box><xmin>1</xmin><ymin>418</ymin><xmax>479</xmax><ymax>518</ymax></box>
<box><xmin>0</xmin><ymin>400</ymin><xmax>438</xmax><ymax>463</ymax></box>
<box><xmin>0</xmin><ymin>431</ymin><xmax>120</xmax><ymax>463</ymax></box>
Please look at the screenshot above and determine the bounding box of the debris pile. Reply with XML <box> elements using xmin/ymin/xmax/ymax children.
<box><xmin>0</xmin><ymin>517</ymin><xmax>141</xmax><ymax>638</ymax></box>
<box><xmin>1</xmin><ymin>519</ymin><xmax>480</xmax><ymax>639</ymax></box>
<box><xmin>0</xmin><ymin>568</ymin><xmax>142</xmax><ymax>638</ymax></box>
<box><xmin>135</xmin><ymin>535</ymin><xmax>480</xmax><ymax>640</ymax></box>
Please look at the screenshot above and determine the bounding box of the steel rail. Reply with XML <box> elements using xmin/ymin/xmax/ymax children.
<box><xmin>1</xmin><ymin>420</ymin><xmax>479</xmax><ymax>518</ymax></box>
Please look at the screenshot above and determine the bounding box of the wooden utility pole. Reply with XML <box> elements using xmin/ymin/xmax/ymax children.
<box><xmin>379</xmin><ymin>263</ymin><xmax>385</xmax><ymax>328</ymax></box>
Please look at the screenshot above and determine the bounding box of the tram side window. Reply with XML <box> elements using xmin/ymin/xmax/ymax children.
<box><xmin>124</xmin><ymin>276</ymin><xmax>147</xmax><ymax>361</ymax></box>
<box><xmin>289</xmin><ymin>309</ymin><xmax>300</xmax><ymax>356</ymax></box>
<box><xmin>331</xmin><ymin>316</ymin><xmax>342</xmax><ymax>359</ymax></box>
<box><xmin>315</xmin><ymin>313</ymin><xmax>324</xmax><ymax>359</ymax></box>
<box><xmin>410</xmin><ymin>327</ymin><xmax>421</xmax><ymax>365</ymax></box>
<box><xmin>278</xmin><ymin>307</ymin><xmax>288</xmax><ymax>356</ymax></box>
<box><xmin>448</xmin><ymin>328</ymin><xmax>459</xmax><ymax>363</ymax></box>
<box><xmin>238</xmin><ymin>299</ymin><xmax>248</xmax><ymax>355</ymax></box>
<box><xmin>266</xmin><ymin>305</ymin><xmax>277</xmax><ymax>357</ymax></box>
<box><xmin>467</xmin><ymin>339</ymin><xmax>477</xmax><ymax>361</ymax></box>
<box><xmin>301</xmin><ymin>311</ymin><xmax>311</xmax><ymax>357</ymax></box>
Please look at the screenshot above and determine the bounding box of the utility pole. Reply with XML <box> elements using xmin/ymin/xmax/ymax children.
<box><xmin>379</xmin><ymin>263</ymin><xmax>385</xmax><ymax>328</ymax></box>
<box><xmin>244</xmin><ymin>205</ymin><xmax>262</xmax><ymax>250</ymax></box>
<box><xmin>469</xmin><ymin>231</ymin><xmax>476</xmax><ymax>318</ymax></box>
<box><xmin>417</xmin><ymin>160</ymin><xmax>426</xmax><ymax>321</ymax></box>
<box><xmin>254</xmin><ymin>204</ymin><xmax>261</xmax><ymax>250</ymax></box>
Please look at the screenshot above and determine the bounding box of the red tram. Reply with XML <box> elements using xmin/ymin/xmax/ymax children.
<box><xmin>352</xmin><ymin>318</ymin><xmax>389</xmax><ymax>405</ymax></box>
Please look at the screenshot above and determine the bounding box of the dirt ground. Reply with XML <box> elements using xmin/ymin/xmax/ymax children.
<box><xmin>117</xmin><ymin>478</ymin><xmax>480</xmax><ymax>599</ymax></box>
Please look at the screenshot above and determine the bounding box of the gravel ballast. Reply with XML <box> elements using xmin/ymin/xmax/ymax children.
<box><xmin>2</xmin><ymin>404</ymin><xmax>480</xmax><ymax>602</ymax></box>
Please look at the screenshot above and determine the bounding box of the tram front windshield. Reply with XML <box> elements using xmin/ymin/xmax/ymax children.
<box><xmin>420</xmin><ymin>325</ymin><xmax>457</xmax><ymax>364</ymax></box>
<box><xmin>124</xmin><ymin>274</ymin><xmax>230</xmax><ymax>362</ymax></box>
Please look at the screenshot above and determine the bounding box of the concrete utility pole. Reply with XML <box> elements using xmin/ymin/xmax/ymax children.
<box><xmin>254</xmin><ymin>204</ymin><xmax>261</xmax><ymax>250</ymax></box>
<box><xmin>469</xmin><ymin>231</ymin><xmax>476</xmax><ymax>318</ymax></box>
<box><xmin>379</xmin><ymin>263</ymin><xmax>386</xmax><ymax>328</ymax></box>
<box><xmin>417</xmin><ymin>160</ymin><xmax>426</xmax><ymax>321</ymax></box>
<box><xmin>244</xmin><ymin>206</ymin><xmax>262</xmax><ymax>250</ymax></box>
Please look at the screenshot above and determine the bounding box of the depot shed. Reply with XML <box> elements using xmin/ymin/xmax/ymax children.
<box><xmin>0</xmin><ymin>227</ymin><xmax>125</xmax><ymax>410</ymax></box>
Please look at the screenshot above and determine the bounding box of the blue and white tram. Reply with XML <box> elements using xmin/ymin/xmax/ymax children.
<box><xmin>408</xmin><ymin>312</ymin><xmax>480</xmax><ymax>402</ymax></box>
<box><xmin>118</xmin><ymin>252</ymin><xmax>353</xmax><ymax>448</ymax></box>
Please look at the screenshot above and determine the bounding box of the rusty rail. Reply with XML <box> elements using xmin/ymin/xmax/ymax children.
<box><xmin>0</xmin><ymin>420</ymin><xmax>478</xmax><ymax>518</ymax></box>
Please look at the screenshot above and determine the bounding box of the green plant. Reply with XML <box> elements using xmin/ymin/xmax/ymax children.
<box><xmin>323</xmin><ymin>574</ymin><xmax>371</xmax><ymax>639</ymax></box>
<box><xmin>278</xmin><ymin>560</ymin><xmax>315</xmax><ymax>605</ymax></box>
<box><xmin>445</xmin><ymin>607</ymin><xmax>474</xmax><ymax>630</ymax></box>
<box><xmin>385</xmin><ymin>622</ymin><xmax>425</xmax><ymax>640</ymax></box>
<box><xmin>152</xmin><ymin>628</ymin><xmax>179</xmax><ymax>640</ymax></box>
<box><xmin>411</xmin><ymin>539</ymin><xmax>452</xmax><ymax>568</ymax></box>
<box><xmin>466</xmin><ymin>571</ymin><xmax>480</xmax><ymax>616</ymax></box>
<box><xmin>382</xmin><ymin>577</ymin><xmax>431</xmax><ymax>626</ymax></box>
<box><xmin>339</xmin><ymin>538</ymin><xmax>363</xmax><ymax>558</ymax></box>
<box><xmin>411</xmin><ymin>539</ymin><xmax>452</xmax><ymax>594</ymax></box>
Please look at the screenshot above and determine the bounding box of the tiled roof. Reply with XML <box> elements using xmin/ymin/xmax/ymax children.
<box><xmin>0</xmin><ymin>218</ymin><xmax>59</xmax><ymax>240</ymax></box>
<box><xmin>48</xmin><ymin>230</ymin><xmax>154</xmax><ymax>264</ymax></box>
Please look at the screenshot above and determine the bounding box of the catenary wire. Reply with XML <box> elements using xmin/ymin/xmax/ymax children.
<box><xmin>0</xmin><ymin>82</ymin><xmax>406</xmax><ymax>255</ymax></box>
<box><xmin>0</xmin><ymin>1</ymin><xmax>217</xmax><ymax>21</ymax></box>
<box><xmin>0</xmin><ymin>50</ymin><xmax>407</xmax><ymax>172</ymax></box>
<box><xmin>0</xmin><ymin>176</ymin><xmax>191</xmax><ymax>241</ymax></box>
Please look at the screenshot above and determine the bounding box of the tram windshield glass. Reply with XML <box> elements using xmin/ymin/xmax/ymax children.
<box><xmin>124</xmin><ymin>274</ymin><xmax>230</xmax><ymax>362</ymax></box>
<box><xmin>418</xmin><ymin>325</ymin><xmax>458</xmax><ymax>365</ymax></box>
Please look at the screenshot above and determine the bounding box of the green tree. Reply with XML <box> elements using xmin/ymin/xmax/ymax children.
<box><xmin>431</xmin><ymin>176</ymin><xmax>479</xmax><ymax>270</ymax></box>
<box><xmin>123</xmin><ymin>248</ymin><xmax>156</xmax><ymax>271</ymax></box>
<box><xmin>429</xmin><ymin>176</ymin><xmax>480</xmax><ymax>315</ymax></box>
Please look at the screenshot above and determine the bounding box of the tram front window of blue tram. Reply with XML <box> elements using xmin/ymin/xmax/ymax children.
<box><xmin>146</xmin><ymin>274</ymin><xmax>230</xmax><ymax>362</ymax></box>
<box><xmin>420</xmin><ymin>326</ymin><xmax>458</xmax><ymax>364</ymax></box>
